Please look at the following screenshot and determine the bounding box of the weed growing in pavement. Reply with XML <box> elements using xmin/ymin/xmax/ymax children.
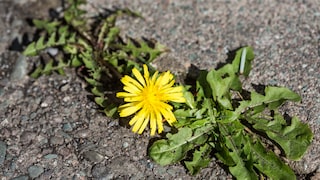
<box><xmin>23</xmin><ymin>0</ymin><xmax>313</xmax><ymax>179</ymax></box>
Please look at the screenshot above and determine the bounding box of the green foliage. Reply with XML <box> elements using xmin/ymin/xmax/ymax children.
<box><xmin>23</xmin><ymin>0</ymin><xmax>167</xmax><ymax>116</ymax></box>
<box><xmin>149</xmin><ymin>47</ymin><xmax>313</xmax><ymax>179</ymax></box>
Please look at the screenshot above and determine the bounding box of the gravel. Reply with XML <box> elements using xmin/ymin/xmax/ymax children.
<box><xmin>0</xmin><ymin>0</ymin><xmax>319</xmax><ymax>179</ymax></box>
<box><xmin>0</xmin><ymin>141</ymin><xmax>7</xmax><ymax>166</ymax></box>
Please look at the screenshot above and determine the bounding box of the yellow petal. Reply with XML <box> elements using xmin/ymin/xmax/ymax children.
<box><xmin>156</xmin><ymin>111</ymin><xmax>163</xmax><ymax>134</ymax></box>
<box><xmin>121</xmin><ymin>75</ymin><xmax>144</xmax><ymax>90</ymax></box>
<box><xmin>118</xmin><ymin>102</ymin><xmax>143</xmax><ymax>117</ymax></box>
<box><xmin>138</xmin><ymin>114</ymin><xmax>150</xmax><ymax>134</ymax></box>
<box><xmin>132</xmin><ymin>68</ymin><xmax>146</xmax><ymax>86</ymax></box>
<box><xmin>143</xmin><ymin>64</ymin><xmax>150</xmax><ymax>84</ymax></box>
<box><xmin>150</xmin><ymin>111</ymin><xmax>156</xmax><ymax>136</ymax></box>
<box><xmin>116</xmin><ymin>92</ymin><xmax>136</xmax><ymax>98</ymax></box>
<box><xmin>129</xmin><ymin>112</ymin><xmax>140</xmax><ymax>125</ymax></box>
<box><xmin>132</xmin><ymin>116</ymin><xmax>145</xmax><ymax>133</ymax></box>
<box><xmin>150</xmin><ymin>71</ymin><xmax>159</xmax><ymax>84</ymax></box>
<box><xmin>160</xmin><ymin>108</ymin><xmax>176</xmax><ymax>125</ymax></box>
<box><xmin>123</xmin><ymin>84</ymin><xmax>141</xmax><ymax>94</ymax></box>
<box><xmin>124</xmin><ymin>96</ymin><xmax>144</xmax><ymax>102</ymax></box>
<box><xmin>156</xmin><ymin>71</ymin><xmax>173</xmax><ymax>87</ymax></box>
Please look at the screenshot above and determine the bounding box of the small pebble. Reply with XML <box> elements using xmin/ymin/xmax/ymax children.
<box><xmin>63</xmin><ymin>123</ymin><xmax>73</xmax><ymax>132</ymax></box>
<box><xmin>146</xmin><ymin>162</ymin><xmax>154</xmax><ymax>169</ymax></box>
<box><xmin>53</xmin><ymin>117</ymin><xmax>63</xmax><ymax>124</ymax></box>
<box><xmin>46</xmin><ymin>47</ymin><xmax>58</xmax><ymax>56</ymax></box>
<box><xmin>40</xmin><ymin>102</ymin><xmax>48</xmax><ymax>108</ymax></box>
<box><xmin>83</xmin><ymin>151</ymin><xmax>104</xmax><ymax>163</ymax></box>
<box><xmin>49</xmin><ymin>136</ymin><xmax>64</xmax><ymax>146</ymax></box>
<box><xmin>74</xmin><ymin>129</ymin><xmax>91</xmax><ymax>138</ymax></box>
<box><xmin>122</xmin><ymin>142</ymin><xmax>129</xmax><ymax>148</ymax></box>
<box><xmin>60</xmin><ymin>84</ymin><xmax>70</xmax><ymax>92</ymax></box>
<box><xmin>20</xmin><ymin>131</ymin><xmax>36</xmax><ymax>145</ymax></box>
<box><xmin>63</xmin><ymin>96</ymin><xmax>71</xmax><ymax>102</ymax></box>
<box><xmin>91</xmin><ymin>164</ymin><xmax>110</xmax><ymax>178</ymax></box>
<box><xmin>57</xmin><ymin>130</ymin><xmax>72</xmax><ymax>143</ymax></box>
<box><xmin>44</xmin><ymin>154</ymin><xmax>58</xmax><ymax>160</ymax></box>
<box><xmin>29</xmin><ymin>112</ymin><xmax>37</xmax><ymax>119</ymax></box>
<box><xmin>28</xmin><ymin>165</ymin><xmax>44</xmax><ymax>178</ymax></box>
<box><xmin>20</xmin><ymin>115</ymin><xmax>29</xmax><ymax>121</ymax></box>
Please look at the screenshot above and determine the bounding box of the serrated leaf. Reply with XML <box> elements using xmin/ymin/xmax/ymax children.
<box><xmin>33</xmin><ymin>19</ymin><xmax>60</xmax><ymax>34</ymax></box>
<box><xmin>218</xmin><ymin>122</ymin><xmax>258</xmax><ymax>180</ymax></box>
<box><xmin>236</xmin><ymin>86</ymin><xmax>301</xmax><ymax>115</ymax></box>
<box><xmin>119</xmin><ymin>38</ymin><xmax>168</xmax><ymax>63</ymax></box>
<box><xmin>149</xmin><ymin>125</ymin><xmax>213</xmax><ymax>166</ymax></box>
<box><xmin>85</xmin><ymin>77</ymin><xmax>102</xmax><ymax>86</ymax></box>
<box><xmin>42</xmin><ymin>59</ymin><xmax>54</xmax><ymax>75</ymax></box>
<box><xmin>248</xmin><ymin>112</ymin><xmax>313</xmax><ymax>160</ymax></box>
<box><xmin>35</xmin><ymin>36</ymin><xmax>45</xmax><ymax>49</ymax></box>
<box><xmin>64</xmin><ymin>44</ymin><xmax>78</xmax><ymax>54</ymax></box>
<box><xmin>81</xmin><ymin>52</ymin><xmax>96</xmax><ymax>70</ymax></box>
<box><xmin>103</xmin><ymin>27</ymin><xmax>120</xmax><ymax>49</ymax></box>
<box><xmin>29</xmin><ymin>65</ymin><xmax>43</xmax><ymax>78</ymax></box>
<box><xmin>57</xmin><ymin>31</ymin><xmax>67</xmax><ymax>44</ymax></box>
<box><xmin>23</xmin><ymin>42</ymin><xmax>37</xmax><ymax>56</ymax></box>
<box><xmin>95</xmin><ymin>97</ymin><xmax>107</xmax><ymax>107</ymax></box>
<box><xmin>104</xmin><ymin>104</ymin><xmax>118</xmax><ymax>117</ymax></box>
<box><xmin>47</xmin><ymin>32</ymin><xmax>57</xmax><ymax>46</ymax></box>
<box><xmin>184</xmin><ymin>143</ymin><xmax>212</xmax><ymax>175</ymax></box>
<box><xmin>92</xmin><ymin>87</ymin><xmax>104</xmax><ymax>97</ymax></box>
<box><xmin>56</xmin><ymin>68</ymin><xmax>65</xmax><ymax>76</ymax></box>
<box><xmin>70</xmin><ymin>55</ymin><xmax>82</xmax><ymax>67</ymax></box>
<box><xmin>149</xmin><ymin>127</ymin><xmax>193</xmax><ymax>166</ymax></box>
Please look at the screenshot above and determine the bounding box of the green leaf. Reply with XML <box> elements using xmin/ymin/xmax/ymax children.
<box><xmin>33</xmin><ymin>19</ymin><xmax>60</xmax><ymax>34</ymax></box>
<box><xmin>196</xmin><ymin>70</ymin><xmax>212</xmax><ymax>100</ymax></box>
<box><xmin>149</xmin><ymin>125</ymin><xmax>213</xmax><ymax>166</ymax></box>
<box><xmin>35</xmin><ymin>36</ymin><xmax>45</xmax><ymax>49</ymax></box>
<box><xmin>70</xmin><ymin>55</ymin><xmax>83</xmax><ymax>67</ymax></box>
<box><xmin>206</xmin><ymin>68</ymin><xmax>234</xmax><ymax>109</ymax></box>
<box><xmin>247</xmin><ymin>112</ymin><xmax>313</xmax><ymax>160</ymax></box>
<box><xmin>250</xmin><ymin>139</ymin><xmax>296</xmax><ymax>179</ymax></box>
<box><xmin>103</xmin><ymin>27</ymin><xmax>120</xmax><ymax>49</ymax></box>
<box><xmin>149</xmin><ymin>127</ymin><xmax>193</xmax><ymax>166</ymax></box>
<box><xmin>42</xmin><ymin>59</ymin><xmax>54</xmax><ymax>75</ymax></box>
<box><xmin>236</xmin><ymin>86</ymin><xmax>301</xmax><ymax>115</ymax></box>
<box><xmin>218</xmin><ymin>122</ymin><xmax>258</xmax><ymax>180</ymax></box>
<box><xmin>47</xmin><ymin>32</ymin><xmax>57</xmax><ymax>46</ymax></box>
<box><xmin>23</xmin><ymin>42</ymin><xmax>37</xmax><ymax>56</ymax></box>
<box><xmin>184</xmin><ymin>143</ymin><xmax>212</xmax><ymax>175</ymax></box>
<box><xmin>23</xmin><ymin>31</ymin><xmax>68</xmax><ymax>56</ymax></box>
<box><xmin>104</xmin><ymin>104</ymin><xmax>118</xmax><ymax>117</ymax></box>
<box><xmin>85</xmin><ymin>77</ymin><xmax>102</xmax><ymax>86</ymax></box>
<box><xmin>81</xmin><ymin>52</ymin><xmax>96</xmax><ymax>70</ymax></box>
<box><xmin>95</xmin><ymin>97</ymin><xmax>107</xmax><ymax>107</ymax></box>
<box><xmin>118</xmin><ymin>38</ymin><xmax>168</xmax><ymax>63</ymax></box>
<box><xmin>184</xmin><ymin>91</ymin><xmax>196</xmax><ymax>109</ymax></box>
<box><xmin>92</xmin><ymin>87</ymin><xmax>104</xmax><ymax>97</ymax></box>
<box><xmin>29</xmin><ymin>65</ymin><xmax>43</xmax><ymax>78</ymax></box>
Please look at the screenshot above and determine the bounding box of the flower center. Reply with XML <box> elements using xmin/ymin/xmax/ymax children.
<box><xmin>143</xmin><ymin>86</ymin><xmax>161</xmax><ymax>105</ymax></box>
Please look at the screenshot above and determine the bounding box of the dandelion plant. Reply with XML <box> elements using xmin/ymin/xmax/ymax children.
<box><xmin>23</xmin><ymin>0</ymin><xmax>313</xmax><ymax>179</ymax></box>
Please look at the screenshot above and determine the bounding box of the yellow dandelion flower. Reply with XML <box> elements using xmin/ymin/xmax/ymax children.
<box><xmin>116</xmin><ymin>64</ymin><xmax>186</xmax><ymax>135</ymax></box>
